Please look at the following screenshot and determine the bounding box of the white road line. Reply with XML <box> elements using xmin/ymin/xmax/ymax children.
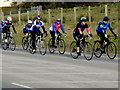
<box><xmin>12</xmin><ymin>83</ymin><xmax>32</xmax><ymax>88</ymax></box>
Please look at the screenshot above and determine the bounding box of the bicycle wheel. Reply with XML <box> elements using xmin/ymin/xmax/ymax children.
<box><xmin>38</xmin><ymin>39</ymin><xmax>47</xmax><ymax>55</ymax></box>
<box><xmin>22</xmin><ymin>37</ymin><xmax>29</xmax><ymax>50</ymax></box>
<box><xmin>48</xmin><ymin>38</ymin><xmax>55</xmax><ymax>53</ymax></box>
<box><xmin>58</xmin><ymin>39</ymin><xmax>66</xmax><ymax>54</ymax></box>
<box><xmin>93</xmin><ymin>41</ymin><xmax>102</xmax><ymax>58</ymax></box>
<box><xmin>9</xmin><ymin>37</ymin><xmax>16</xmax><ymax>51</ymax></box>
<box><xmin>83</xmin><ymin>42</ymin><xmax>93</xmax><ymax>60</ymax></box>
<box><xmin>1</xmin><ymin>39</ymin><xmax>7</xmax><ymax>50</ymax></box>
<box><xmin>106</xmin><ymin>42</ymin><xmax>117</xmax><ymax>59</ymax></box>
<box><xmin>29</xmin><ymin>39</ymin><xmax>35</xmax><ymax>54</ymax></box>
<box><xmin>70</xmin><ymin>41</ymin><xmax>79</xmax><ymax>59</ymax></box>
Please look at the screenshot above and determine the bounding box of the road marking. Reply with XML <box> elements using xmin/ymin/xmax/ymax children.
<box><xmin>12</xmin><ymin>83</ymin><xmax>32</xmax><ymax>88</ymax></box>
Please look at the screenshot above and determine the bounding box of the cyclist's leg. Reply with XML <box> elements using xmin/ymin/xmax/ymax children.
<box><xmin>50</xmin><ymin>31</ymin><xmax>55</xmax><ymax>46</ymax></box>
<box><xmin>97</xmin><ymin>31</ymin><xmax>104</xmax><ymax>48</ymax></box>
<box><xmin>37</xmin><ymin>30</ymin><xmax>43</xmax><ymax>38</ymax></box>
<box><xmin>31</xmin><ymin>31</ymin><xmax>36</xmax><ymax>50</ymax></box>
<box><xmin>73</xmin><ymin>32</ymin><xmax>80</xmax><ymax>54</ymax></box>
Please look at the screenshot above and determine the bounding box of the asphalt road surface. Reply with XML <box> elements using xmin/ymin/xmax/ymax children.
<box><xmin>1</xmin><ymin>46</ymin><xmax>118</xmax><ymax>89</ymax></box>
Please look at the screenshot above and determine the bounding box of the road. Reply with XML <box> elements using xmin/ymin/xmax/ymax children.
<box><xmin>1</xmin><ymin>46</ymin><xmax>118</xmax><ymax>89</ymax></box>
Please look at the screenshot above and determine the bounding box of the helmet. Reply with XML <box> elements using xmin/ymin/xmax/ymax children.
<box><xmin>80</xmin><ymin>17</ymin><xmax>87</xmax><ymax>21</ymax></box>
<box><xmin>36</xmin><ymin>15</ymin><xmax>42</xmax><ymax>20</ymax></box>
<box><xmin>7</xmin><ymin>17</ymin><xmax>12</xmax><ymax>21</ymax></box>
<box><xmin>28</xmin><ymin>20</ymin><xmax>32</xmax><ymax>24</ymax></box>
<box><xmin>1</xmin><ymin>19</ymin><xmax>6</xmax><ymax>23</ymax></box>
<box><xmin>56</xmin><ymin>18</ymin><xmax>61</xmax><ymax>22</ymax></box>
<box><xmin>103</xmin><ymin>16</ymin><xmax>110</xmax><ymax>21</ymax></box>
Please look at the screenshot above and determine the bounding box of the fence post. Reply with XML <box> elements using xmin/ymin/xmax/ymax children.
<box><xmin>10</xmin><ymin>11</ymin><xmax>12</xmax><ymax>17</ymax></box>
<box><xmin>105</xmin><ymin>5</ymin><xmax>108</xmax><ymax>16</ymax></box>
<box><xmin>18</xmin><ymin>8</ymin><xmax>21</xmax><ymax>24</ymax></box>
<box><xmin>74</xmin><ymin>7</ymin><xmax>77</xmax><ymax>22</ymax></box>
<box><xmin>88</xmin><ymin>6</ymin><xmax>91</xmax><ymax>23</ymax></box>
<box><xmin>48</xmin><ymin>9</ymin><xmax>51</xmax><ymax>24</ymax></box>
<box><xmin>61</xmin><ymin>8</ymin><xmax>63</xmax><ymax>23</ymax></box>
<box><xmin>2</xmin><ymin>12</ymin><xmax>4</xmax><ymax>20</ymax></box>
<box><xmin>27</xmin><ymin>10</ymin><xmax>29</xmax><ymax>21</ymax></box>
<box><xmin>37</xmin><ymin>8</ymin><xmax>40</xmax><ymax>15</ymax></box>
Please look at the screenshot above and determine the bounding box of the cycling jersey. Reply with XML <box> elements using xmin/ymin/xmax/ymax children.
<box><xmin>3</xmin><ymin>21</ymin><xmax>16</xmax><ymax>33</ymax></box>
<box><xmin>96</xmin><ymin>21</ymin><xmax>114</xmax><ymax>34</ymax></box>
<box><xmin>31</xmin><ymin>20</ymin><xmax>44</xmax><ymax>31</ymax></box>
<box><xmin>50</xmin><ymin>22</ymin><xmax>65</xmax><ymax>33</ymax></box>
<box><xmin>23</xmin><ymin>24</ymin><xmax>32</xmax><ymax>33</ymax></box>
<box><xmin>74</xmin><ymin>22</ymin><xmax>90</xmax><ymax>35</ymax></box>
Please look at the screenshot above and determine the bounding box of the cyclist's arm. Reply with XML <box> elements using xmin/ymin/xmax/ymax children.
<box><xmin>60</xmin><ymin>24</ymin><xmax>65</xmax><ymax>33</ymax></box>
<box><xmin>78</xmin><ymin>28</ymin><xmax>82</xmax><ymax>34</ymax></box>
<box><xmin>52</xmin><ymin>24</ymin><xmax>57</xmax><ymax>33</ymax></box>
<box><xmin>12</xmin><ymin>25</ymin><xmax>17</xmax><ymax>33</ymax></box>
<box><xmin>108</xmin><ymin>22</ymin><xmax>115</xmax><ymax>35</ymax></box>
<box><xmin>41</xmin><ymin>25</ymin><xmax>47</xmax><ymax>33</ymax></box>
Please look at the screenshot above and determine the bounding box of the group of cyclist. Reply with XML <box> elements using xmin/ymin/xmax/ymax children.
<box><xmin>0</xmin><ymin>15</ymin><xmax>117</xmax><ymax>54</ymax></box>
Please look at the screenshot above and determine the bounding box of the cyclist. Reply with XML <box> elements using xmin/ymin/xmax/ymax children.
<box><xmin>23</xmin><ymin>20</ymin><xmax>32</xmax><ymax>41</ymax></box>
<box><xmin>73</xmin><ymin>17</ymin><xmax>93</xmax><ymax>55</ymax></box>
<box><xmin>49</xmin><ymin>18</ymin><xmax>66</xmax><ymax>48</ymax></box>
<box><xmin>31</xmin><ymin>15</ymin><xmax>47</xmax><ymax>52</ymax></box>
<box><xmin>3</xmin><ymin>17</ymin><xmax>17</xmax><ymax>39</ymax></box>
<box><xmin>96</xmin><ymin>16</ymin><xmax>117</xmax><ymax>52</ymax></box>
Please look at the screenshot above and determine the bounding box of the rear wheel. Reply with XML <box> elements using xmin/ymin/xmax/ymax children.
<box><xmin>93</xmin><ymin>41</ymin><xmax>102</xmax><ymax>58</ymax></box>
<box><xmin>38</xmin><ymin>39</ymin><xmax>47</xmax><ymax>55</ymax></box>
<box><xmin>83</xmin><ymin>42</ymin><xmax>93</xmax><ymax>60</ymax></box>
<box><xmin>106</xmin><ymin>42</ymin><xmax>117</xmax><ymax>60</ymax></box>
<box><xmin>48</xmin><ymin>38</ymin><xmax>55</xmax><ymax>53</ymax></box>
<box><xmin>70</xmin><ymin>41</ymin><xmax>79</xmax><ymax>59</ymax></box>
<box><xmin>58</xmin><ymin>39</ymin><xmax>66</xmax><ymax>54</ymax></box>
<box><xmin>1</xmin><ymin>39</ymin><xmax>7</xmax><ymax>50</ymax></box>
<box><xmin>9</xmin><ymin>37</ymin><xmax>16</xmax><ymax>51</ymax></box>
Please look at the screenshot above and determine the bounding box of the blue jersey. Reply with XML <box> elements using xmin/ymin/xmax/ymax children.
<box><xmin>96</xmin><ymin>21</ymin><xmax>114</xmax><ymax>34</ymax></box>
<box><xmin>31</xmin><ymin>20</ymin><xmax>44</xmax><ymax>31</ymax></box>
<box><xmin>24</xmin><ymin>24</ymin><xmax>32</xmax><ymax>33</ymax></box>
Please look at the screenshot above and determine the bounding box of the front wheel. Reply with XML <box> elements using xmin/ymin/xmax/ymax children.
<box><xmin>93</xmin><ymin>41</ymin><xmax>102</xmax><ymax>58</ymax></box>
<box><xmin>58</xmin><ymin>39</ymin><xmax>66</xmax><ymax>54</ymax></box>
<box><xmin>22</xmin><ymin>37</ymin><xmax>29</xmax><ymax>50</ymax></box>
<box><xmin>38</xmin><ymin>39</ymin><xmax>47</xmax><ymax>55</ymax></box>
<box><xmin>70</xmin><ymin>41</ymin><xmax>79</xmax><ymax>59</ymax></box>
<box><xmin>106</xmin><ymin>42</ymin><xmax>117</xmax><ymax>60</ymax></box>
<box><xmin>83</xmin><ymin>42</ymin><xmax>93</xmax><ymax>61</ymax></box>
<box><xmin>9</xmin><ymin>37</ymin><xmax>16</xmax><ymax>51</ymax></box>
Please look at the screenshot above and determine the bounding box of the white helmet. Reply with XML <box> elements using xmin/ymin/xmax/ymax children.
<box><xmin>7</xmin><ymin>17</ymin><xmax>12</xmax><ymax>21</ymax></box>
<box><xmin>28</xmin><ymin>20</ymin><xmax>32</xmax><ymax>24</ymax></box>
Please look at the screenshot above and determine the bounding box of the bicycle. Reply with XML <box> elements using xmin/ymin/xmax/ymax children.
<box><xmin>22</xmin><ymin>32</ymin><xmax>31</xmax><ymax>50</ymax></box>
<box><xmin>1</xmin><ymin>32</ymin><xmax>16</xmax><ymax>51</ymax></box>
<box><xmin>70</xmin><ymin>35</ymin><xmax>93</xmax><ymax>60</ymax></box>
<box><xmin>93</xmin><ymin>35</ymin><xmax>117</xmax><ymax>60</ymax></box>
<box><xmin>48</xmin><ymin>33</ymin><xmax>66</xmax><ymax>54</ymax></box>
<box><xmin>29</xmin><ymin>33</ymin><xmax>47</xmax><ymax>55</ymax></box>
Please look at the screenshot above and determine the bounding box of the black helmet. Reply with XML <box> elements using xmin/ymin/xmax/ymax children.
<box><xmin>103</xmin><ymin>16</ymin><xmax>110</xmax><ymax>21</ymax></box>
<box><xmin>80</xmin><ymin>17</ymin><xmax>87</xmax><ymax>21</ymax></box>
<box><xmin>36</xmin><ymin>15</ymin><xmax>42</xmax><ymax>20</ymax></box>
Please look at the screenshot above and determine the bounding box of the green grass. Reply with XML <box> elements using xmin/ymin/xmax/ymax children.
<box><xmin>4</xmin><ymin>3</ymin><xmax>119</xmax><ymax>52</ymax></box>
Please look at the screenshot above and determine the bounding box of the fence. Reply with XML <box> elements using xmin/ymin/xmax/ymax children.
<box><xmin>0</xmin><ymin>4</ymin><xmax>112</xmax><ymax>24</ymax></box>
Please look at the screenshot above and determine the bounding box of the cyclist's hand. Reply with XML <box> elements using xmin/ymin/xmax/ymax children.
<box><xmin>105</xmin><ymin>34</ymin><xmax>108</xmax><ymax>38</ymax></box>
<box><xmin>64</xmin><ymin>33</ymin><xmax>67</xmax><ymax>37</ymax></box>
<box><xmin>55</xmin><ymin>33</ymin><xmax>58</xmax><ymax>37</ymax></box>
<box><xmin>114</xmin><ymin>34</ymin><xmax>117</xmax><ymax>40</ymax></box>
